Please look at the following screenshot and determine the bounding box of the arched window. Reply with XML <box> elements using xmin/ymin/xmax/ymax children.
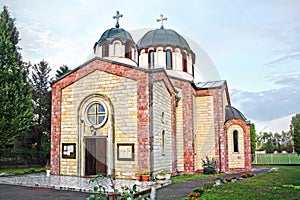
<box><xmin>233</xmin><ymin>130</ymin><xmax>239</xmax><ymax>152</ymax></box>
<box><xmin>125</xmin><ymin>43</ymin><xmax>131</xmax><ymax>59</ymax></box>
<box><xmin>148</xmin><ymin>50</ymin><xmax>154</xmax><ymax>68</ymax></box>
<box><xmin>182</xmin><ymin>51</ymin><xmax>187</xmax><ymax>72</ymax></box>
<box><xmin>102</xmin><ymin>43</ymin><xmax>109</xmax><ymax>57</ymax></box>
<box><xmin>166</xmin><ymin>49</ymin><xmax>172</xmax><ymax>69</ymax></box>
<box><xmin>114</xmin><ymin>42</ymin><xmax>122</xmax><ymax>56</ymax></box>
<box><xmin>162</xmin><ymin>130</ymin><xmax>166</xmax><ymax>155</ymax></box>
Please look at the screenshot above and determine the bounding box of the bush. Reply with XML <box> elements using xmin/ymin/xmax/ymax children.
<box><xmin>202</xmin><ymin>156</ymin><xmax>217</xmax><ymax>174</ymax></box>
<box><xmin>192</xmin><ymin>187</ymin><xmax>205</xmax><ymax>195</ymax></box>
<box><xmin>203</xmin><ymin>181</ymin><xmax>215</xmax><ymax>189</ymax></box>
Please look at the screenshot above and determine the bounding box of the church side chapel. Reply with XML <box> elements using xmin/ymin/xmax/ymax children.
<box><xmin>50</xmin><ymin>11</ymin><xmax>252</xmax><ymax>179</ymax></box>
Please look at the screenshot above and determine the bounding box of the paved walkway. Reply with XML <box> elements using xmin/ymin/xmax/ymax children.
<box><xmin>0</xmin><ymin>167</ymin><xmax>271</xmax><ymax>199</ymax></box>
<box><xmin>0</xmin><ymin>172</ymin><xmax>156</xmax><ymax>194</ymax></box>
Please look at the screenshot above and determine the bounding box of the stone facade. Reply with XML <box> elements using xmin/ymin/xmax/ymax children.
<box><xmin>51</xmin><ymin>21</ymin><xmax>252</xmax><ymax>178</ymax></box>
<box><xmin>194</xmin><ymin>96</ymin><xmax>215</xmax><ymax>171</ymax></box>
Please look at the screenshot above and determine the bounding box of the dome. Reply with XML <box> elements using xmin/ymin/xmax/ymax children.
<box><xmin>225</xmin><ymin>106</ymin><xmax>247</xmax><ymax>122</ymax></box>
<box><xmin>137</xmin><ymin>28</ymin><xmax>192</xmax><ymax>52</ymax></box>
<box><xmin>98</xmin><ymin>28</ymin><xmax>135</xmax><ymax>45</ymax></box>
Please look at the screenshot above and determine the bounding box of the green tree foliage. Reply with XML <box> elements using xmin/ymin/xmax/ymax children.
<box><xmin>250</xmin><ymin>123</ymin><xmax>256</xmax><ymax>154</ymax></box>
<box><xmin>0</xmin><ymin>6</ymin><xmax>32</xmax><ymax>148</ymax></box>
<box><xmin>290</xmin><ymin>113</ymin><xmax>300</xmax><ymax>155</ymax></box>
<box><xmin>257</xmin><ymin>131</ymin><xmax>293</xmax><ymax>153</ymax></box>
<box><xmin>55</xmin><ymin>64</ymin><xmax>70</xmax><ymax>80</ymax></box>
<box><xmin>30</xmin><ymin>60</ymin><xmax>51</xmax><ymax>152</ymax></box>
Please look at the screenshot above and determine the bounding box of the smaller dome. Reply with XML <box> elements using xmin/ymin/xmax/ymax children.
<box><xmin>137</xmin><ymin>28</ymin><xmax>192</xmax><ymax>51</ymax></box>
<box><xmin>98</xmin><ymin>28</ymin><xmax>135</xmax><ymax>45</ymax></box>
<box><xmin>225</xmin><ymin>106</ymin><xmax>247</xmax><ymax>122</ymax></box>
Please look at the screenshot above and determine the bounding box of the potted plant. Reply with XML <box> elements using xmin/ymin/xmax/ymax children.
<box><xmin>135</xmin><ymin>171</ymin><xmax>142</xmax><ymax>181</ymax></box>
<box><xmin>155</xmin><ymin>172</ymin><xmax>165</xmax><ymax>181</ymax></box>
<box><xmin>141</xmin><ymin>170</ymin><xmax>150</xmax><ymax>181</ymax></box>
<box><xmin>162</xmin><ymin>169</ymin><xmax>171</xmax><ymax>179</ymax></box>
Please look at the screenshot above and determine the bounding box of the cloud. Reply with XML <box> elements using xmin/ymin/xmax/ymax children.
<box><xmin>230</xmin><ymin>73</ymin><xmax>300</xmax><ymax>122</ymax></box>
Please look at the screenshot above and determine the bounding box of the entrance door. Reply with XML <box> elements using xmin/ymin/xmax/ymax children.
<box><xmin>85</xmin><ymin>138</ymin><xmax>107</xmax><ymax>176</ymax></box>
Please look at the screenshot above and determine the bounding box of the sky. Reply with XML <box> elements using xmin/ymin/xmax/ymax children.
<box><xmin>1</xmin><ymin>0</ymin><xmax>299</xmax><ymax>133</ymax></box>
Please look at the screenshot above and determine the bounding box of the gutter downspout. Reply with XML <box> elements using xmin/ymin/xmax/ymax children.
<box><xmin>217</xmin><ymin>89</ymin><xmax>222</xmax><ymax>173</ymax></box>
<box><xmin>149</xmin><ymin>70</ymin><xmax>154</xmax><ymax>179</ymax></box>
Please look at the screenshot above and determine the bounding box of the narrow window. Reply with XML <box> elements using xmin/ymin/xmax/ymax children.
<box><xmin>125</xmin><ymin>43</ymin><xmax>131</xmax><ymax>59</ymax></box>
<box><xmin>148</xmin><ymin>50</ymin><xmax>154</xmax><ymax>68</ymax></box>
<box><xmin>162</xmin><ymin>130</ymin><xmax>166</xmax><ymax>155</ymax></box>
<box><xmin>182</xmin><ymin>52</ymin><xmax>187</xmax><ymax>72</ymax></box>
<box><xmin>192</xmin><ymin>64</ymin><xmax>195</xmax><ymax>76</ymax></box>
<box><xmin>233</xmin><ymin>130</ymin><xmax>239</xmax><ymax>152</ymax></box>
<box><xmin>114</xmin><ymin>42</ymin><xmax>122</xmax><ymax>56</ymax></box>
<box><xmin>102</xmin><ymin>43</ymin><xmax>109</xmax><ymax>57</ymax></box>
<box><xmin>166</xmin><ymin>49</ymin><xmax>172</xmax><ymax>69</ymax></box>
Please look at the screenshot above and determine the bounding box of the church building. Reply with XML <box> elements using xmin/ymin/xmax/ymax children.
<box><xmin>50</xmin><ymin>12</ymin><xmax>252</xmax><ymax>179</ymax></box>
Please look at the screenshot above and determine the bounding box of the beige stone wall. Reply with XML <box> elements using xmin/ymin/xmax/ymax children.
<box><xmin>60</xmin><ymin>70</ymin><xmax>138</xmax><ymax>176</ymax></box>
<box><xmin>152</xmin><ymin>80</ymin><xmax>172</xmax><ymax>172</ymax></box>
<box><xmin>194</xmin><ymin>96</ymin><xmax>215</xmax><ymax>170</ymax></box>
<box><xmin>227</xmin><ymin>124</ymin><xmax>245</xmax><ymax>169</ymax></box>
<box><xmin>175</xmin><ymin>88</ymin><xmax>184</xmax><ymax>172</ymax></box>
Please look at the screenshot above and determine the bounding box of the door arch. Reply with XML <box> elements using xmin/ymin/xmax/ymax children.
<box><xmin>78</xmin><ymin>94</ymin><xmax>114</xmax><ymax>176</ymax></box>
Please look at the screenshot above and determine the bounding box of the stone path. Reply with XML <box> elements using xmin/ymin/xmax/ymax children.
<box><xmin>0</xmin><ymin>168</ymin><xmax>271</xmax><ymax>199</ymax></box>
<box><xmin>0</xmin><ymin>172</ymin><xmax>155</xmax><ymax>193</ymax></box>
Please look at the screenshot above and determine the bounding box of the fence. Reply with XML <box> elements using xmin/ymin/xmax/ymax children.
<box><xmin>252</xmin><ymin>153</ymin><xmax>300</xmax><ymax>165</ymax></box>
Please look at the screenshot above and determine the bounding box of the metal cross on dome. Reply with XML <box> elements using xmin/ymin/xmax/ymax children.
<box><xmin>113</xmin><ymin>11</ymin><xmax>123</xmax><ymax>28</ymax></box>
<box><xmin>156</xmin><ymin>14</ymin><xmax>167</xmax><ymax>29</ymax></box>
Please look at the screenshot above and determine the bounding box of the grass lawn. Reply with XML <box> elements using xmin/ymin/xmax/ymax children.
<box><xmin>172</xmin><ymin>173</ymin><xmax>215</xmax><ymax>183</ymax></box>
<box><xmin>0</xmin><ymin>167</ymin><xmax>47</xmax><ymax>175</ymax></box>
<box><xmin>197</xmin><ymin>166</ymin><xmax>300</xmax><ymax>200</ymax></box>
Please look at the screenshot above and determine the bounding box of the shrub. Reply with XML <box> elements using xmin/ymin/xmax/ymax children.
<box><xmin>241</xmin><ymin>172</ymin><xmax>254</xmax><ymax>178</ymax></box>
<box><xmin>187</xmin><ymin>191</ymin><xmax>201</xmax><ymax>199</ymax></box>
<box><xmin>202</xmin><ymin>156</ymin><xmax>217</xmax><ymax>174</ymax></box>
<box><xmin>203</xmin><ymin>181</ymin><xmax>215</xmax><ymax>189</ymax></box>
<box><xmin>192</xmin><ymin>187</ymin><xmax>206</xmax><ymax>195</ymax></box>
<box><xmin>225</xmin><ymin>177</ymin><xmax>233</xmax><ymax>182</ymax></box>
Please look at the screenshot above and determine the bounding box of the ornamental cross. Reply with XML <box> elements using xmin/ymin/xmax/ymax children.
<box><xmin>156</xmin><ymin>14</ymin><xmax>167</xmax><ymax>29</ymax></box>
<box><xmin>113</xmin><ymin>11</ymin><xmax>123</xmax><ymax>28</ymax></box>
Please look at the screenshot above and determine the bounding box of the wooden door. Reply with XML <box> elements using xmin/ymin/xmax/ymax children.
<box><xmin>85</xmin><ymin>138</ymin><xmax>107</xmax><ymax>176</ymax></box>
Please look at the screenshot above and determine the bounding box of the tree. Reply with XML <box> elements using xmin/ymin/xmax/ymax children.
<box><xmin>30</xmin><ymin>60</ymin><xmax>51</xmax><ymax>151</ymax></box>
<box><xmin>290</xmin><ymin>113</ymin><xmax>300</xmax><ymax>155</ymax></box>
<box><xmin>55</xmin><ymin>64</ymin><xmax>70</xmax><ymax>80</ymax></box>
<box><xmin>250</xmin><ymin>123</ymin><xmax>256</xmax><ymax>154</ymax></box>
<box><xmin>0</xmin><ymin>6</ymin><xmax>32</xmax><ymax>148</ymax></box>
